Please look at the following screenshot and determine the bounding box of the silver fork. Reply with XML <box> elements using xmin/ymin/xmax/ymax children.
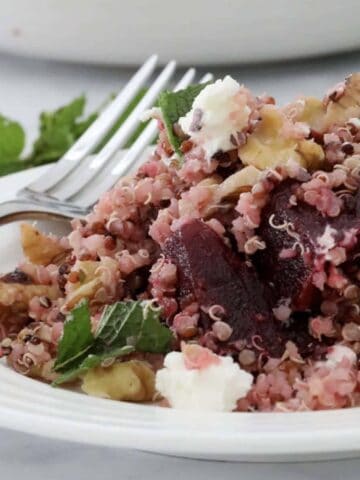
<box><xmin>0</xmin><ymin>55</ymin><xmax>212</xmax><ymax>225</ymax></box>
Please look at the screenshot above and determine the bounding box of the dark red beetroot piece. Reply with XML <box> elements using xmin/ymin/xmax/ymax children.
<box><xmin>255</xmin><ymin>180</ymin><xmax>360</xmax><ymax>311</ymax></box>
<box><xmin>163</xmin><ymin>219</ymin><xmax>285</xmax><ymax>356</ymax></box>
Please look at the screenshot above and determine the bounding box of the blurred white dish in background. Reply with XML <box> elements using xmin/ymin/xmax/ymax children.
<box><xmin>1</xmin><ymin>0</ymin><xmax>360</xmax><ymax>65</ymax></box>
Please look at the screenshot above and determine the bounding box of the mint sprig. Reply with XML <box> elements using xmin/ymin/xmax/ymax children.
<box><xmin>53</xmin><ymin>300</ymin><xmax>94</xmax><ymax>372</ymax></box>
<box><xmin>0</xmin><ymin>89</ymin><xmax>148</xmax><ymax>177</ymax></box>
<box><xmin>0</xmin><ymin>115</ymin><xmax>26</xmax><ymax>175</ymax></box>
<box><xmin>53</xmin><ymin>300</ymin><xmax>173</xmax><ymax>385</ymax></box>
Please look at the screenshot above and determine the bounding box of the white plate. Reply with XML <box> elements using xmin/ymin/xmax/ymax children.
<box><xmin>1</xmin><ymin>0</ymin><xmax>360</xmax><ymax>65</ymax></box>
<box><xmin>1</xmin><ymin>167</ymin><xmax>360</xmax><ymax>462</ymax></box>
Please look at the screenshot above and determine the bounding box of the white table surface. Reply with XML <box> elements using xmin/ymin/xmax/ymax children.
<box><xmin>2</xmin><ymin>50</ymin><xmax>360</xmax><ymax>478</ymax></box>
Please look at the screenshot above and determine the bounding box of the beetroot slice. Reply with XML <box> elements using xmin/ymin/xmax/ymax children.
<box><xmin>163</xmin><ymin>219</ymin><xmax>284</xmax><ymax>356</ymax></box>
<box><xmin>255</xmin><ymin>180</ymin><xmax>360</xmax><ymax>311</ymax></box>
<box><xmin>255</xmin><ymin>180</ymin><xmax>318</xmax><ymax>310</ymax></box>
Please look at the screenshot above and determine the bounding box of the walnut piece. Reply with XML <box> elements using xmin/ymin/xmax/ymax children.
<box><xmin>21</xmin><ymin>223</ymin><xmax>68</xmax><ymax>266</ymax></box>
<box><xmin>239</xmin><ymin>105</ymin><xmax>324</xmax><ymax>170</ymax></box>
<box><xmin>64</xmin><ymin>258</ymin><xmax>120</xmax><ymax>310</ymax></box>
<box><xmin>322</xmin><ymin>73</ymin><xmax>360</xmax><ymax>130</ymax></box>
<box><xmin>81</xmin><ymin>360</ymin><xmax>155</xmax><ymax>402</ymax></box>
<box><xmin>216</xmin><ymin>165</ymin><xmax>261</xmax><ymax>200</ymax></box>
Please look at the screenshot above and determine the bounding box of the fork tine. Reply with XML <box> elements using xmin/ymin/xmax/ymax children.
<box><xmin>105</xmin><ymin>71</ymin><xmax>212</xmax><ymax>180</ymax></box>
<box><xmin>110</xmin><ymin>71</ymin><xmax>212</xmax><ymax>179</ymax></box>
<box><xmin>89</xmin><ymin>60</ymin><xmax>177</xmax><ymax>170</ymax></box>
<box><xmin>111</xmin><ymin>68</ymin><xmax>197</xmax><ymax>177</ymax></box>
<box><xmin>51</xmin><ymin>60</ymin><xmax>177</xmax><ymax>201</ymax></box>
<box><xmin>200</xmin><ymin>72</ymin><xmax>214</xmax><ymax>83</ymax></box>
<box><xmin>24</xmin><ymin>55</ymin><xmax>158</xmax><ymax>194</ymax></box>
<box><xmin>74</xmin><ymin>69</ymin><xmax>212</xmax><ymax>208</ymax></box>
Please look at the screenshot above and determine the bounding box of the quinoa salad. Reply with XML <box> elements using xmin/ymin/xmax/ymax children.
<box><xmin>2</xmin><ymin>74</ymin><xmax>360</xmax><ymax>412</ymax></box>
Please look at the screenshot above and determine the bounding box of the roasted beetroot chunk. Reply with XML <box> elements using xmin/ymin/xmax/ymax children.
<box><xmin>163</xmin><ymin>219</ymin><xmax>285</xmax><ymax>356</ymax></box>
<box><xmin>255</xmin><ymin>180</ymin><xmax>360</xmax><ymax>311</ymax></box>
<box><xmin>255</xmin><ymin>180</ymin><xmax>319</xmax><ymax>310</ymax></box>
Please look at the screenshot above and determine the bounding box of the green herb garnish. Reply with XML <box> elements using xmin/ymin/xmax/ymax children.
<box><xmin>53</xmin><ymin>299</ymin><xmax>173</xmax><ymax>386</ymax></box>
<box><xmin>0</xmin><ymin>82</ymin><xmax>209</xmax><ymax>176</ymax></box>
<box><xmin>0</xmin><ymin>89</ymin><xmax>149</xmax><ymax>177</ymax></box>
<box><xmin>158</xmin><ymin>82</ymin><xmax>211</xmax><ymax>155</ymax></box>
<box><xmin>27</xmin><ymin>96</ymin><xmax>96</xmax><ymax>167</ymax></box>
<box><xmin>0</xmin><ymin>115</ymin><xmax>26</xmax><ymax>175</ymax></box>
<box><xmin>54</xmin><ymin>300</ymin><xmax>94</xmax><ymax>372</ymax></box>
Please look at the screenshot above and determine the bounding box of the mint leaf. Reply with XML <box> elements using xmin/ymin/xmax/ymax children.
<box><xmin>52</xmin><ymin>300</ymin><xmax>173</xmax><ymax>385</ymax></box>
<box><xmin>53</xmin><ymin>345</ymin><xmax>134</xmax><ymax>386</ymax></box>
<box><xmin>27</xmin><ymin>96</ymin><xmax>92</xmax><ymax>167</ymax></box>
<box><xmin>0</xmin><ymin>115</ymin><xmax>25</xmax><ymax>172</ymax></box>
<box><xmin>54</xmin><ymin>300</ymin><xmax>94</xmax><ymax>372</ymax></box>
<box><xmin>136</xmin><ymin>303</ymin><xmax>173</xmax><ymax>353</ymax></box>
<box><xmin>0</xmin><ymin>88</ymin><xmax>150</xmax><ymax>177</ymax></box>
<box><xmin>0</xmin><ymin>158</ymin><xmax>27</xmax><ymax>176</ymax></box>
<box><xmin>96</xmin><ymin>301</ymin><xmax>172</xmax><ymax>353</ymax></box>
<box><xmin>158</xmin><ymin>82</ymin><xmax>211</xmax><ymax>155</ymax></box>
<box><xmin>74</xmin><ymin>112</ymin><xmax>98</xmax><ymax>138</ymax></box>
<box><xmin>95</xmin><ymin>301</ymin><xmax>143</xmax><ymax>346</ymax></box>
<box><xmin>0</xmin><ymin>115</ymin><xmax>25</xmax><ymax>162</ymax></box>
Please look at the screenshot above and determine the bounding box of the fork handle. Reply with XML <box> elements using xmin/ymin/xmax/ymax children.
<box><xmin>0</xmin><ymin>199</ymin><xmax>88</xmax><ymax>226</ymax></box>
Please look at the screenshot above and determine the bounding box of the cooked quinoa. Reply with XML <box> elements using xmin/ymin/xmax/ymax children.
<box><xmin>2</xmin><ymin>74</ymin><xmax>360</xmax><ymax>411</ymax></box>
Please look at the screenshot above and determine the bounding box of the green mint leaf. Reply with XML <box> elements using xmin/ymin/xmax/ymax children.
<box><xmin>0</xmin><ymin>158</ymin><xmax>28</xmax><ymax>176</ymax></box>
<box><xmin>136</xmin><ymin>303</ymin><xmax>173</xmax><ymax>353</ymax></box>
<box><xmin>52</xmin><ymin>300</ymin><xmax>172</xmax><ymax>385</ymax></box>
<box><xmin>54</xmin><ymin>299</ymin><xmax>94</xmax><ymax>372</ymax></box>
<box><xmin>158</xmin><ymin>82</ymin><xmax>211</xmax><ymax>155</ymax></box>
<box><xmin>0</xmin><ymin>88</ymin><xmax>149</xmax><ymax>177</ymax></box>
<box><xmin>52</xmin><ymin>345</ymin><xmax>134</xmax><ymax>386</ymax></box>
<box><xmin>96</xmin><ymin>300</ymin><xmax>173</xmax><ymax>354</ymax></box>
<box><xmin>74</xmin><ymin>112</ymin><xmax>98</xmax><ymax>138</ymax></box>
<box><xmin>95</xmin><ymin>301</ymin><xmax>143</xmax><ymax>346</ymax></box>
<box><xmin>27</xmin><ymin>96</ymin><xmax>89</xmax><ymax>167</ymax></box>
<box><xmin>0</xmin><ymin>115</ymin><xmax>25</xmax><ymax>164</ymax></box>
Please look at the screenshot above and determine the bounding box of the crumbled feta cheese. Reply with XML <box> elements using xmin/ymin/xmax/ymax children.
<box><xmin>141</xmin><ymin>106</ymin><xmax>162</xmax><ymax>122</ymax></box>
<box><xmin>316</xmin><ymin>225</ymin><xmax>337</xmax><ymax>253</ymax></box>
<box><xmin>155</xmin><ymin>346</ymin><xmax>253</xmax><ymax>412</ymax></box>
<box><xmin>325</xmin><ymin>345</ymin><xmax>357</xmax><ymax>367</ymax></box>
<box><xmin>179</xmin><ymin>76</ymin><xmax>251</xmax><ymax>160</ymax></box>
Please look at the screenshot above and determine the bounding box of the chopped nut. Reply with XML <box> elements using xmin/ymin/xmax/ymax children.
<box><xmin>216</xmin><ymin>166</ymin><xmax>261</xmax><ymax>200</ymax></box>
<box><xmin>321</xmin><ymin>74</ymin><xmax>360</xmax><ymax>130</ymax></box>
<box><xmin>239</xmin><ymin>106</ymin><xmax>324</xmax><ymax>171</ymax></box>
<box><xmin>65</xmin><ymin>259</ymin><xmax>119</xmax><ymax>310</ymax></box>
<box><xmin>81</xmin><ymin>361</ymin><xmax>155</xmax><ymax>402</ymax></box>
<box><xmin>20</xmin><ymin>223</ymin><xmax>67</xmax><ymax>266</ymax></box>
<box><xmin>293</xmin><ymin>97</ymin><xmax>326</xmax><ymax>131</ymax></box>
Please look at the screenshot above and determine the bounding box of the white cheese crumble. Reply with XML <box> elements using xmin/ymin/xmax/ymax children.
<box><xmin>316</xmin><ymin>225</ymin><xmax>337</xmax><ymax>253</ymax></box>
<box><xmin>325</xmin><ymin>345</ymin><xmax>357</xmax><ymax>368</ymax></box>
<box><xmin>155</xmin><ymin>350</ymin><xmax>253</xmax><ymax>412</ymax></box>
<box><xmin>179</xmin><ymin>76</ymin><xmax>250</xmax><ymax>160</ymax></box>
<box><xmin>141</xmin><ymin>106</ymin><xmax>162</xmax><ymax>122</ymax></box>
